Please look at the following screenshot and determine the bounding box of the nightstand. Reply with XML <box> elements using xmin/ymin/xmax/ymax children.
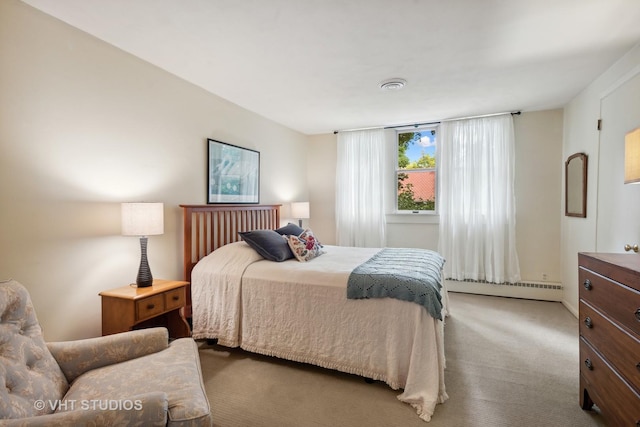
<box><xmin>100</xmin><ymin>279</ymin><xmax>191</xmax><ymax>339</ymax></box>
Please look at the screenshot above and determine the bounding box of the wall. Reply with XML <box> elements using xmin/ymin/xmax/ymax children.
<box><xmin>561</xmin><ymin>42</ymin><xmax>640</xmax><ymax>316</ymax></box>
<box><xmin>0</xmin><ymin>0</ymin><xmax>309</xmax><ymax>341</ymax></box>
<box><xmin>307</xmin><ymin>134</ymin><xmax>337</xmax><ymax>243</ymax></box>
<box><xmin>309</xmin><ymin>110</ymin><xmax>564</xmax><ymax>296</ymax></box>
<box><xmin>513</xmin><ymin>110</ymin><xmax>563</xmax><ymax>283</ymax></box>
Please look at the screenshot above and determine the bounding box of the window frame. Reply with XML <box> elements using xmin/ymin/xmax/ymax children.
<box><xmin>394</xmin><ymin>126</ymin><xmax>439</xmax><ymax>215</ymax></box>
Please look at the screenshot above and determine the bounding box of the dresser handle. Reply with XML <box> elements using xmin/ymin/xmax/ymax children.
<box><xmin>583</xmin><ymin>279</ymin><xmax>592</xmax><ymax>290</ymax></box>
<box><xmin>636</xmin><ymin>362</ymin><xmax>640</xmax><ymax>371</ymax></box>
<box><xmin>636</xmin><ymin>308</ymin><xmax>640</xmax><ymax>321</ymax></box>
<box><xmin>147</xmin><ymin>303</ymin><xmax>155</xmax><ymax>310</ymax></box>
<box><xmin>584</xmin><ymin>358</ymin><xmax>593</xmax><ymax>370</ymax></box>
<box><xmin>584</xmin><ymin>317</ymin><xmax>593</xmax><ymax>328</ymax></box>
<box><xmin>172</xmin><ymin>295</ymin><xmax>180</xmax><ymax>301</ymax></box>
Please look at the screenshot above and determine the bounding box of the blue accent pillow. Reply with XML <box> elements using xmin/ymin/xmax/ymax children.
<box><xmin>275</xmin><ymin>223</ymin><xmax>304</xmax><ymax>236</ymax></box>
<box><xmin>239</xmin><ymin>230</ymin><xmax>293</xmax><ymax>262</ymax></box>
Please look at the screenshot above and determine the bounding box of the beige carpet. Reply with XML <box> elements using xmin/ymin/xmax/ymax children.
<box><xmin>198</xmin><ymin>292</ymin><xmax>605</xmax><ymax>427</ymax></box>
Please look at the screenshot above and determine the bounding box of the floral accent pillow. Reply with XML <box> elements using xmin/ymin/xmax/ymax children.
<box><xmin>299</xmin><ymin>228</ymin><xmax>323</xmax><ymax>247</ymax></box>
<box><xmin>287</xmin><ymin>229</ymin><xmax>324</xmax><ymax>262</ymax></box>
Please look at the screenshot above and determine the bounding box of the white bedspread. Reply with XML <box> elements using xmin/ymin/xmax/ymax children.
<box><xmin>191</xmin><ymin>241</ymin><xmax>263</xmax><ymax>346</ymax></box>
<box><xmin>191</xmin><ymin>242</ymin><xmax>449</xmax><ymax>422</ymax></box>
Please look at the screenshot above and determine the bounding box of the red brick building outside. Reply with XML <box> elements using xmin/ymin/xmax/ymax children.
<box><xmin>399</xmin><ymin>170</ymin><xmax>436</xmax><ymax>201</ymax></box>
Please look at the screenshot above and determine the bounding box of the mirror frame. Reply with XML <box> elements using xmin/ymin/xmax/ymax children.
<box><xmin>565</xmin><ymin>152</ymin><xmax>588</xmax><ymax>218</ymax></box>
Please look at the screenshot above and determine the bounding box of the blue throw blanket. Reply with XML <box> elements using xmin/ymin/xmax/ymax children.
<box><xmin>347</xmin><ymin>248</ymin><xmax>446</xmax><ymax>320</ymax></box>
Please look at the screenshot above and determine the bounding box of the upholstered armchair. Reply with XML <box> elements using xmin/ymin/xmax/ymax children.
<box><xmin>0</xmin><ymin>279</ymin><xmax>212</xmax><ymax>426</ymax></box>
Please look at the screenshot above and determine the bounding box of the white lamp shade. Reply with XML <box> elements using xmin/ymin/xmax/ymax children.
<box><xmin>625</xmin><ymin>128</ymin><xmax>640</xmax><ymax>184</ymax></box>
<box><xmin>291</xmin><ymin>202</ymin><xmax>310</xmax><ymax>219</ymax></box>
<box><xmin>121</xmin><ymin>203</ymin><xmax>164</xmax><ymax>236</ymax></box>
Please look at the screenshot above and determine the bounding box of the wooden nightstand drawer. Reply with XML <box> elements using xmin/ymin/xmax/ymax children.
<box><xmin>165</xmin><ymin>288</ymin><xmax>185</xmax><ymax>310</ymax></box>
<box><xmin>136</xmin><ymin>294</ymin><xmax>165</xmax><ymax>321</ymax></box>
<box><xmin>101</xmin><ymin>279</ymin><xmax>191</xmax><ymax>339</ymax></box>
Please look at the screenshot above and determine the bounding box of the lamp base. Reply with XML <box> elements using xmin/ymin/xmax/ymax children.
<box><xmin>136</xmin><ymin>279</ymin><xmax>153</xmax><ymax>288</ymax></box>
<box><xmin>136</xmin><ymin>236</ymin><xmax>153</xmax><ymax>287</ymax></box>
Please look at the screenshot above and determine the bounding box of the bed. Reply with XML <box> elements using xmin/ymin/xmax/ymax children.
<box><xmin>181</xmin><ymin>204</ymin><xmax>449</xmax><ymax>422</ymax></box>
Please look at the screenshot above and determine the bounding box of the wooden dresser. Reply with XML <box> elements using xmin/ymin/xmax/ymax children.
<box><xmin>578</xmin><ymin>252</ymin><xmax>640</xmax><ymax>426</ymax></box>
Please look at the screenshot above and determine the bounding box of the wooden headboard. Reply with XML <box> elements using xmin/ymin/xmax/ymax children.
<box><xmin>180</xmin><ymin>204</ymin><xmax>281</xmax><ymax>283</ymax></box>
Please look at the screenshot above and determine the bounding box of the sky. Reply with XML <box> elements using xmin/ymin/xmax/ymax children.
<box><xmin>405</xmin><ymin>130</ymin><xmax>436</xmax><ymax>162</ymax></box>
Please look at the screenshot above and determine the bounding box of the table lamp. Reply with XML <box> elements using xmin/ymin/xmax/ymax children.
<box><xmin>291</xmin><ymin>202</ymin><xmax>310</xmax><ymax>228</ymax></box>
<box><xmin>121</xmin><ymin>202</ymin><xmax>164</xmax><ymax>287</ymax></box>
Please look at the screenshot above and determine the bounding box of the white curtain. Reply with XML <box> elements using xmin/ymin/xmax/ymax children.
<box><xmin>438</xmin><ymin>114</ymin><xmax>521</xmax><ymax>283</ymax></box>
<box><xmin>336</xmin><ymin>129</ymin><xmax>387</xmax><ymax>247</ymax></box>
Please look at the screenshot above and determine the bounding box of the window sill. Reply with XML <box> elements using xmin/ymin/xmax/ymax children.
<box><xmin>386</xmin><ymin>213</ymin><xmax>440</xmax><ymax>224</ymax></box>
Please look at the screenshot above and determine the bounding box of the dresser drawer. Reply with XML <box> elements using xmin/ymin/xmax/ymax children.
<box><xmin>580</xmin><ymin>300</ymin><xmax>640</xmax><ymax>391</ymax></box>
<box><xmin>579</xmin><ymin>267</ymin><xmax>640</xmax><ymax>336</ymax></box>
<box><xmin>165</xmin><ymin>287</ymin><xmax>185</xmax><ymax>310</ymax></box>
<box><xmin>136</xmin><ymin>294</ymin><xmax>165</xmax><ymax>321</ymax></box>
<box><xmin>580</xmin><ymin>338</ymin><xmax>640</xmax><ymax>426</ymax></box>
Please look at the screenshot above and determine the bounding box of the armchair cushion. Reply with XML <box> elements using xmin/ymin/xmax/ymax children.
<box><xmin>47</xmin><ymin>327</ymin><xmax>170</xmax><ymax>383</ymax></box>
<box><xmin>61</xmin><ymin>338</ymin><xmax>211</xmax><ymax>427</ymax></box>
<box><xmin>0</xmin><ymin>279</ymin><xmax>68</xmax><ymax>419</ymax></box>
<box><xmin>0</xmin><ymin>391</ymin><xmax>168</xmax><ymax>427</ymax></box>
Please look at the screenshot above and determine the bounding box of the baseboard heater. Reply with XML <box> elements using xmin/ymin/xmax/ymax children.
<box><xmin>447</xmin><ymin>278</ymin><xmax>562</xmax><ymax>290</ymax></box>
<box><xmin>444</xmin><ymin>278</ymin><xmax>563</xmax><ymax>301</ymax></box>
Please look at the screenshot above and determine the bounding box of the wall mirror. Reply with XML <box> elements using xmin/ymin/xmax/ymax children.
<box><xmin>565</xmin><ymin>152</ymin><xmax>588</xmax><ymax>217</ymax></box>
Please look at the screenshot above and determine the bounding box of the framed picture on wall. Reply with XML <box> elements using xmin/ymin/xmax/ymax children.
<box><xmin>207</xmin><ymin>139</ymin><xmax>260</xmax><ymax>204</ymax></box>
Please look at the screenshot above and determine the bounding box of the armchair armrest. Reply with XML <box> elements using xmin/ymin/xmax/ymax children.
<box><xmin>0</xmin><ymin>392</ymin><xmax>168</xmax><ymax>427</ymax></box>
<box><xmin>47</xmin><ymin>328</ymin><xmax>169</xmax><ymax>382</ymax></box>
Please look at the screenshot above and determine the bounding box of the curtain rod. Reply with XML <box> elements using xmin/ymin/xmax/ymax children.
<box><xmin>333</xmin><ymin>111</ymin><xmax>521</xmax><ymax>134</ymax></box>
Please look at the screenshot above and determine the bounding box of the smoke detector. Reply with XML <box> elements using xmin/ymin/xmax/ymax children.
<box><xmin>379</xmin><ymin>78</ymin><xmax>407</xmax><ymax>91</ymax></box>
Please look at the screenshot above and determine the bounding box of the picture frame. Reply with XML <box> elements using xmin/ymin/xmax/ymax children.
<box><xmin>207</xmin><ymin>138</ymin><xmax>260</xmax><ymax>204</ymax></box>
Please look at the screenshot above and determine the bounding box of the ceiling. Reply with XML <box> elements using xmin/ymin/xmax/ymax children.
<box><xmin>21</xmin><ymin>0</ymin><xmax>640</xmax><ymax>135</ymax></box>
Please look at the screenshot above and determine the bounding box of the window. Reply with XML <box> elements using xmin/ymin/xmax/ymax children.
<box><xmin>396</xmin><ymin>127</ymin><xmax>437</xmax><ymax>212</ymax></box>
